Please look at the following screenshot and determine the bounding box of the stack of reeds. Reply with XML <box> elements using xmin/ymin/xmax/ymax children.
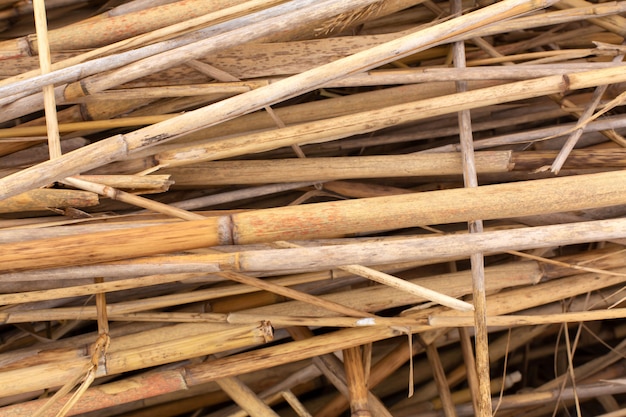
<box><xmin>0</xmin><ymin>0</ymin><xmax>625</xmax><ymax>416</ymax></box>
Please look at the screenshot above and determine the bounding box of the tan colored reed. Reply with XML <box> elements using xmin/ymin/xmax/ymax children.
<box><xmin>0</xmin><ymin>0</ymin><xmax>560</xmax><ymax>201</ymax></box>
<box><xmin>0</xmin><ymin>189</ymin><xmax>98</xmax><ymax>214</ymax></box>
<box><xmin>162</xmin><ymin>152</ymin><xmax>512</xmax><ymax>185</ymax></box>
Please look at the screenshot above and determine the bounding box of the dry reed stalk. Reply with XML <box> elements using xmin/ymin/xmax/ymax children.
<box><xmin>211</xmin><ymin>364</ymin><xmax>322</xmax><ymax>417</ymax></box>
<box><xmin>456</xmin><ymin>328</ymin><xmax>480</xmax><ymax>414</ymax></box>
<box><xmin>0</xmin><ymin>114</ymin><xmax>179</xmax><ymax>138</ymax></box>
<box><xmin>343</xmin><ymin>346</ymin><xmax>372</xmax><ymax>417</ymax></box>
<box><xmin>0</xmin><ymin>322</ymin><xmax>273</xmax><ymax>398</ymax></box>
<box><xmin>227</xmin><ymin>171</ymin><xmax>626</xmax><ymax>245</ymax></box>
<box><xmin>442</xmin><ymin>380</ymin><xmax>626</xmax><ymax>416</ymax></box>
<box><xmin>3</xmin><ymin>207</ymin><xmax>626</xmax><ymax>277</ymax></box>
<box><xmin>0</xmin><ymin>217</ymin><xmax>229</xmax><ymax>273</ymax></box>
<box><xmin>280</xmin><ymin>390</ymin><xmax>313</xmax><ymax>417</ymax></box>
<box><xmin>215</xmin><ymin>376</ymin><xmax>280</xmax><ymax>417</ymax></box>
<box><xmin>0</xmin><ymin>137</ymin><xmax>87</xmax><ymax>169</ymax></box>
<box><xmin>153</xmin><ymin>65</ymin><xmax>626</xmax><ymax>169</ymax></box>
<box><xmin>511</xmin><ymin>149</ymin><xmax>626</xmax><ymax>170</ymax></box>
<box><xmin>62</xmin><ymin>176</ymin><xmax>204</xmax><ymax>220</ymax></box>
<box><xmin>3</xmin><ymin>262</ymin><xmax>621</xmax><ymax>414</ymax></box>
<box><xmin>396</xmin><ymin>325</ymin><xmax>550</xmax><ymax>410</ymax></box>
<box><xmin>330</xmin><ymin>62</ymin><xmax>623</xmax><ymax>86</ymax></box>
<box><xmin>449</xmin><ymin>0</ymin><xmax>491</xmax><ymax>412</ymax></box>
<box><xmin>122</xmin><ymin>81</ymin><xmax>494</xmax><ymax>160</ymax></box>
<box><xmin>162</xmin><ymin>152</ymin><xmax>512</xmax><ymax>185</ymax></box>
<box><xmin>73</xmin><ymin>174</ymin><xmax>173</xmax><ymax>192</ymax></box>
<box><xmin>428</xmin><ymin>309</ymin><xmax>626</xmax><ymax>327</ymax></box>
<box><xmin>3</xmin><ymin>0</ymin><xmax>611</xmax><ymax>97</ymax></box>
<box><xmin>0</xmin><ymin>260</ymin><xmax>542</xmax><ymax>324</ymax></box>
<box><xmin>312</xmin><ymin>336</ymin><xmax>424</xmax><ymax>417</ymax></box>
<box><xmin>0</xmin><ymin>0</ymin><xmax>559</xmax><ymax>200</ymax></box>
<box><xmin>274</xmin><ymin>240</ymin><xmax>473</xmax><ymax>312</ymax></box>
<box><xmin>554</xmin><ymin>0</ymin><xmax>626</xmax><ymax>37</ymax></box>
<box><xmin>32</xmin><ymin>0</ymin><xmax>62</xmax><ymax>160</ymax></box>
<box><xmin>287</xmin><ymin>327</ymin><xmax>393</xmax><ymax>417</ymax></box>
<box><xmin>0</xmin><ymin>171</ymin><xmax>626</xmax><ymax>271</ymax></box>
<box><xmin>63</xmin><ymin>0</ymin><xmax>378</xmax><ymax>99</ymax></box>
<box><xmin>161</xmin><ymin>182</ymin><xmax>317</xmax><ymax>211</ymax></box>
<box><xmin>67</xmin><ymin>81</ymin><xmax>269</xmax><ymax>102</ymax></box>
<box><xmin>177</xmin><ymin>264</ymin><xmax>625</xmax><ymax>395</ymax></box>
<box><xmin>423</xmin><ymin>340</ymin><xmax>458</xmax><ymax>417</ymax></box>
<box><xmin>0</xmin><ymin>188</ymin><xmax>98</xmax><ymax>214</ymax></box>
<box><xmin>0</xmin><ymin>369</ymin><xmax>192</xmax><ymax>417</ymax></box>
<box><xmin>0</xmin><ymin>0</ymin><xmax>290</xmax><ymax>97</ymax></box>
<box><xmin>407</xmin><ymin>268</ymin><xmax>626</xmax><ymax>326</ymax></box>
<box><xmin>0</xmin><ymin>0</ymin><xmax>357</xmax><ymax>120</ymax></box>
<box><xmin>0</xmin><ymin>0</ymin><xmax>276</xmax><ymax>58</ymax></box>
<box><xmin>428</xmin><ymin>114</ymin><xmax>626</xmax><ymax>153</ymax></box>
<box><xmin>550</xmin><ymin>49</ymin><xmax>625</xmax><ymax>173</ymax></box>
<box><xmin>98</xmin><ymin>312</ymin><xmax>427</xmax><ymax>328</ymax></box>
<box><xmin>216</xmin><ymin>270</ymin><xmax>375</xmax><ymax>318</ymax></box>
<box><xmin>0</xmin><ymin>274</ymin><xmax>195</xmax><ymax>305</ymax></box>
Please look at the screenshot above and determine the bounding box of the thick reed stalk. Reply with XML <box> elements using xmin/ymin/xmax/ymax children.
<box><xmin>0</xmin><ymin>189</ymin><xmax>98</xmax><ymax>214</ymax></box>
<box><xmin>343</xmin><ymin>346</ymin><xmax>373</xmax><ymax>417</ymax></box>
<box><xmin>2</xmin><ymin>191</ymin><xmax>626</xmax><ymax>274</ymax></box>
<box><xmin>162</xmin><ymin>152</ymin><xmax>512</xmax><ymax>185</ymax></box>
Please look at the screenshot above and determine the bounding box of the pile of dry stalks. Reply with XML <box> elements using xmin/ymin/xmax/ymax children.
<box><xmin>0</xmin><ymin>0</ymin><xmax>626</xmax><ymax>416</ymax></box>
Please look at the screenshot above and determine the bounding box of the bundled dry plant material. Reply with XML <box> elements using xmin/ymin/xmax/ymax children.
<box><xmin>0</xmin><ymin>0</ymin><xmax>625</xmax><ymax>416</ymax></box>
